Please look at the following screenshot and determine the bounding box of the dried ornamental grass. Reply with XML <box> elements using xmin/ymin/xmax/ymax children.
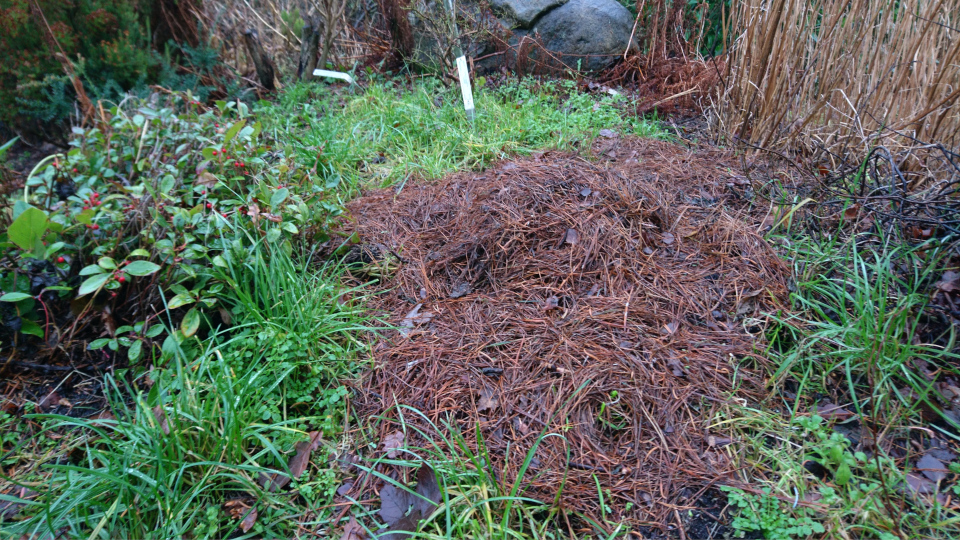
<box><xmin>720</xmin><ymin>0</ymin><xmax>960</xmax><ymax>158</ymax></box>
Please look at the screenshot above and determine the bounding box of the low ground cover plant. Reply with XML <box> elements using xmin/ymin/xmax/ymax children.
<box><xmin>1</xmin><ymin>77</ymin><xmax>667</xmax><ymax>538</ymax></box>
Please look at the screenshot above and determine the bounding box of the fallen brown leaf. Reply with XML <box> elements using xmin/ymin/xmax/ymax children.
<box><xmin>937</xmin><ymin>271</ymin><xmax>960</xmax><ymax>293</ymax></box>
<box><xmin>383</xmin><ymin>431</ymin><xmax>404</xmax><ymax>459</ymax></box>
<box><xmin>341</xmin><ymin>517</ymin><xmax>367</xmax><ymax>540</ymax></box>
<box><xmin>843</xmin><ymin>204</ymin><xmax>860</xmax><ymax>221</ymax></box>
<box><xmin>706</xmin><ymin>435</ymin><xmax>732</xmax><ymax>447</ymax></box>
<box><xmin>666</xmin><ymin>358</ymin><xmax>685</xmax><ymax>377</ymax></box>
<box><xmin>152</xmin><ymin>405</ymin><xmax>170</xmax><ymax>435</ymax></box>
<box><xmin>477</xmin><ymin>387</ymin><xmax>498</xmax><ymax>413</ymax></box>
<box><xmin>399</xmin><ymin>304</ymin><xmax>436</xmax><ymax>336</ymax></box>
<box><xmin>377</xmin><ymin>465</ymin><xmax>443</xmax><ymax>537</ymax></box>
<box><xmin>241</xmin><ymin>506</ymin><xmax>258</xmax><ymax>533</ymax></box>
<box><xmin>663</xmin><ymin>321</ymin><xmax>680</xmax><ymax>335</ymax></box>
<box><xmin>196</xmin><ymin>171</ymin><xmax>218</xmax><ymax>188</ymax></box>
<box><xmin>905</xmin><ymin>472</ymin><xmax>937</xmax><ymax>495</ymax></box>
<box><xmin>288</xmin><ymin>431</ymin><xmax>322</xmax><ymax>481</ymax></box>
<box><xmin>814</xmin><ymin>403</ymin><xmax>855</xmax><ymax>421</ymax></box>
<box><xmin>564</xmin><ymin>228</ymin><xmax>579</xmax><ymax>245</ymax></box>
<box><xmin>917</xmin><ymin>454</ymin><xmax>949</xmax><ymax>483</ymax></box>
<box><xmin>37</xmin><ymin>390</ymin><xmax>61</xmax><ymax>412</ymax></box>
<box><xmin>246</xmin><ymin>203</ymin><xmax>261</xmax><ymax>224</ymax></box>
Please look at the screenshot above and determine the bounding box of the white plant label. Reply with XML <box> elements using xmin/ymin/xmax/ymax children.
<box><xmin>456</xmin><ymin>56</ymin><xmax>475</xmax><ymax>120</ymax></box>
<box><xmin>312</xmin><ymin>69</ymin><xmax>355</xmax><ymax>84</ymax></box>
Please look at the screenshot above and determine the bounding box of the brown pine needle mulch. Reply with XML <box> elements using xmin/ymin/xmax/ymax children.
<box><xmin>336</xmin><ymin>137</ymin><xmax>790</xmax><ymax>532</ymax></box>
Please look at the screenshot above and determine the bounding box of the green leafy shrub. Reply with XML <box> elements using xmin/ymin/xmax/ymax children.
<box><xmin>1</xmin><ymin>92</ymin><xmax>344</xmax><ymax>353</ymax></box>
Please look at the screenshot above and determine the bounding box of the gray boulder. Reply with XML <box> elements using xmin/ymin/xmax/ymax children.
<box><xmin>531</xmin><ymin>0</ymin><xmax>635</xmax><ymax>71</ymax></box>
<box><xmin>489</xmin><ymin>0</ymin><xmax>568</xmax><ymax>29</ymax></box>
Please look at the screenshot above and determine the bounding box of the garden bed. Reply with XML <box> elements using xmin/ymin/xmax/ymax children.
<box><xmin>331</xmin><ymin>136</ymin><xmax>790</xmax><ymax>533</ymax></box>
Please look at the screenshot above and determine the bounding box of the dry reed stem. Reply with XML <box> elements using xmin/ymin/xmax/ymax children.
<box><xmin>721</xmin><ymin>0</ymin><xmax>960</xmax><ymax>160</ymax></box>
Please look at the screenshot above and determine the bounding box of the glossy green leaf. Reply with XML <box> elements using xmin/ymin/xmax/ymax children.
<box><xmin>181</xmin><ymin>308</ymin><xmax>200</xmax><ymax>338</ymax></box>
<box><xmin>78</xmin><ymin>273</ymin><xmax>110</xmax><ymax>296</ymax></box>
<box><xmin>89</xmin><ymin>338</ymin><xmax>112</xmax><ymax>350</ymax></box>
<box><xmin>128</xmin><ymin>340</ymin><xmax>142</xmax><ymax>362</ymax></box>
<box><xmin>224</xmin><ymin>120</ymin><xmax>246</xmax><ymax>144</ymax></box>
<box><xmin>20</xmin><ymin>319</ymin><xmax>44</xmax><ymax>337</ymax></box>
<box><xmin>835</xmin><ymin>462</ymin><xmax>852</xmax><ymax>486</ymax></box>
<box><xmin>80</xmin><ymin>265</ymin><xmax>105</xmax><ymax>276</ymax></box>
<box><xmin>145</xmin><ymin>325</ymin><xmax>164</xmax><ymax>338</ymax></box>
<box><xmin>270</xmin><ymin>188</ymin><xmax>289</xmax><ymax>208</ymax></box>
<box><xmin>125</xmin><ymin>261</ymin><xmax>161</xmax><ymax>276</ymax></box>
<box><xmin>0</xmin><ymin>292</ymin><xmax>32</xmax><ymax>302</ymax></box>
<box><xmin>167</xmin><ymin>294</ymin><xmax>195</xmax><ymax>310</ymax></box>
<box><xmin>8</xmin><ymin>207</ymin><xmax>48</xmax><ymax>254</ymax></box>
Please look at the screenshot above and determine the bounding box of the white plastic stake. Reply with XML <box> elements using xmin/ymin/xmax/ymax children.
<box><xmin>456</xmin><ymin>56</ymin><xmax>475</xmax><ymax>121</ymax></box>
<box><xmin>312</xmin><ymin>69</ymin><xmax>355</xmax><ymax>84</ymax></box>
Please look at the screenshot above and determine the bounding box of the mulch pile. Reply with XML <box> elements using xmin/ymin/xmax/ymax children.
<box><xmin>337</xmin><ymin>137</ymin><xmax>790</xmax><ymax>532</ymax></box>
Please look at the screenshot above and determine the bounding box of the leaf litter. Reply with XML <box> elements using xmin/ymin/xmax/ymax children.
<box><xmin>332</xmin><ymin>138</ymin><xmax>790</xmax><ymax>531</ymax></box>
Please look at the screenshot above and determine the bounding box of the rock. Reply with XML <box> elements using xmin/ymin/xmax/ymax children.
<box><xmin>405</xmin><ymin>0</ymin><xmax>634</xmax><ymax>73</ymax></box>
<box><xmin>490</xmin><ymin>0</ymin><xmax>568</xmax><ymax>28</ymax></box>
<box><xmin>531</xmin><ymin>0</ymin><xmax>635</xmax><ymax>71</ymax></box>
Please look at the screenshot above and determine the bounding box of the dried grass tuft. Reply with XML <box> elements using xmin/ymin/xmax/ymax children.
<box><xmin>719</xmin><ymin>0</ymin><xmax>960</xmax><ymax>159</ymax></box>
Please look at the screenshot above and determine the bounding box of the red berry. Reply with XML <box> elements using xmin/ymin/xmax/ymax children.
<box><xmin>239</xmin><ymin>162</ymin><xmax>245</xmax><ymax>168</ymax></box>
<box><xmin>201</xmin><ymin>190</ymin><xmax>207</xmax><ymax>195</ymax></box>
<box><xmin>72</xmin><ymin>168</ymin><xmax>78</xmax><ymax>173</ymax></box>
<box><xmin>92</xmin><ymin>192</ymin><xmax>99</xmax><ymax>198</ymax></box>
<box><xmin>211</xmin><ymin>150</ymin><xmax>218</xmax><ymax>156</ymax></box>
<box><xmin>83</xmin><ymin>205</ymin><xmax>90</xmax><ymax>210</ymax></box>
<box><xmin>110</xmin><ymin>292</ymin><xmax>117</xmax><ymax>298</ymax></box>
<box><xmin>57</xmin><ymin>256</ymin><xmax>65</xmax><ymax>263</ymax></box>
<box><xmin>206</xmin><ymin>203</ymin><xmax>212</xmax><ymax>209</ymax></box>
<box><xmin>92</xmin><ymin>224</ymin><xmax>99</xmax><ymax>230</ymax></box>
<box><xmin>117</xmin><ymin>275</ymin><xmax>126</xmax><ymax>283</ymax></box>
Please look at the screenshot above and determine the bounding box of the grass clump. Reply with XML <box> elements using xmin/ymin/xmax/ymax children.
<box><xmin>338</xmin><ymin>405</ymin><xmax>620</xmax><ymax>540</ymax></box>
<box><xmin>717</xmin><ymin>224</ymin><xmax>960</xmax><ymax>539</ymax></box>
<box><xmin>770</xmin><ymin>232</ymin><xmax>957</xmax><ymax>418</ymax></box>
<box><xmin>1</xmin><ymin>244</ymin><xmax>368</xmax><ymax>539</ymax></box>
<box><xmin>259</xmin><ymin>77</ymin><xmax>664</xmax><ymax>192</ymax></box>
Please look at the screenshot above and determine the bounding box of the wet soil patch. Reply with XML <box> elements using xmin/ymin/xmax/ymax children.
<box><xmin>334</xmin><ymin>137</ymin><xmax>791</xmax><ymax>533</ymax></box>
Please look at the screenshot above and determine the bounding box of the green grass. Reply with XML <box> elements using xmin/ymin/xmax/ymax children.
<box><xmin>3</xmin><ymin>333</ymin><xmax>306</xmax><ymax>539</ymax></box>
<box><xmin>769</xmin><ymin>230</ymin><xmax>957</xmax><ymax>420</ymax></box>
<box><xmin>1</xmin><ymin>77</ymin><xmax>666</xmax><ymax>539</ymax></box>
<box><xmin>713</xmin><ymin>223</ymin><xmax>960</xmax><ymax>539</ymax></box>
<box><xmin>258</xmin><ymin>77</ymin><xmax>665</xmax><ymax>192</ymax></box>
<box><xmin>1</xmin><ymin>244</ymin><xmax>369</xmax><ymax>539</ymax></box>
